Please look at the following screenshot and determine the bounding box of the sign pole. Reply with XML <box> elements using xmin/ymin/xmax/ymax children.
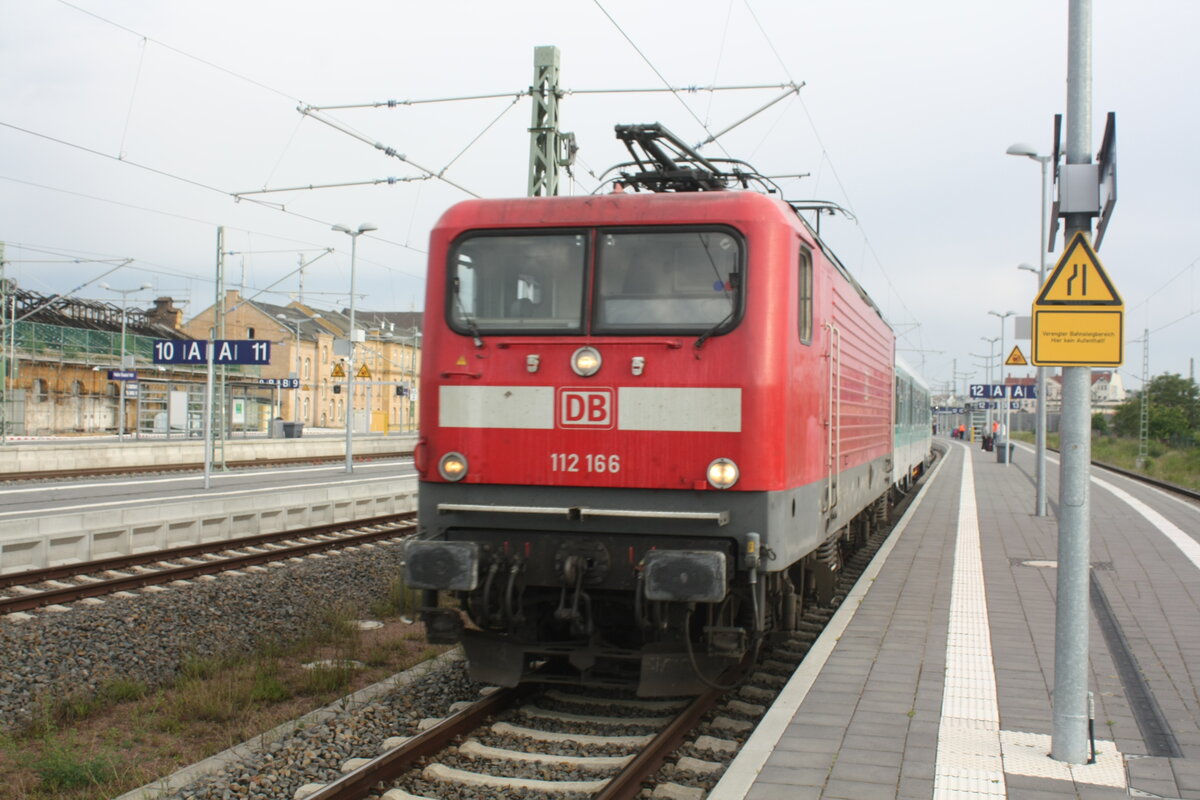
<box><xmin>1053</xmin><ymin>0</ymin><xmax>1094</xmax><ymax>764</ymax></box>
<box><xmin>203</xmin><ymin>338</ymin><xmax>214</xmax><ymax>490</ymax></box>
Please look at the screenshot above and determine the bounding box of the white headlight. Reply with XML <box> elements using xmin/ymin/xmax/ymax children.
<box><xmin>707</xmin><ymin>458</ymin><xmax>739</xmax><ymax>489</ymax></box>
<box><xmin>439</xmin><ymin>451</ymin><xmax>468</xmax><ymax>482</ymax></box>
<box><xmin>571</xmin><ymin>346</ymin><xmax>602</xmax><ymax>377</ymax></box>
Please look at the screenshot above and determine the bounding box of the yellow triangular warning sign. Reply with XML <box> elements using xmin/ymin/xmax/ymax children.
<box><xmin>1036</xmin><ymin>232</ymin><xmax>1122</xmax><ymax>306</ymax></box>
<box><xmin>455</xmin><ymin>355</ymin><xmax>468</xmax><ymax>367</ymax></box>
<box><xmin>356</xmin><ymin>363</ymin><xmax>371</xmax><ymax>379</ymax></box>
<box><xmin>331</xmin><ymin>362</ymin><xmax>346</xmax><ymax>378</ymax></box>
<box><xmin>1005</xmin><ymin>345</ymin><xmax>1028</xmax><ymax>366</ymax></box>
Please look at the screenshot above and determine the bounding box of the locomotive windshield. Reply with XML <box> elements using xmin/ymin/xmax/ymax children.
<box><xmin>593</xmin><ymin>229</ymin><xmax>740</xmax><ymax>334</ymax></box>
<box><xmin>446</xmin><ymin>227</ymin><xmax>742</xmax><ymax>336</ymax></box>
<box><xmin>449</xmin><ymin>233</ymin><xmax>587</xmax><ymax>333</ymax></box>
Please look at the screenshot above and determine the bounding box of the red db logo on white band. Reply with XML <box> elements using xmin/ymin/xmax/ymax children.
<box><xmin>558</xmin><ymin>388</ymin><xmax>614</xmax><ymax>429</ymax></box>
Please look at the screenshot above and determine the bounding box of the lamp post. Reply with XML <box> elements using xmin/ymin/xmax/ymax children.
<box><xmin>979</xmin><ymin>335</ymin><xmax>999</xmax><ymax>430</ymax></box>
<box><xmin>100</xmin><ymin>282</ymin><xmax>152</xmax><ymax>442</ymax></box>
<box><xmin>332</xmin><ymin>223</ymin><xmax>377</xmax><ymax>473</ymax></box>
<box><xmin>1008</xmin><ymin>142</ymin><xmax>1053</xmax><ymax>514</ymax></box>
<box><xmin>988</xmin><ymin>310</ymin><xmax>1016</xmax><ymax>464</ymax></box>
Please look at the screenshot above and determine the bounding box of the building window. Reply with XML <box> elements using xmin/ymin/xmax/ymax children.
<box><xmin>247</xmin><ymin>327</ymin><xmax>256</xmax><ymax>338</ymax></box>
<box><xmin>71</xmin><ymin>380</ymin><xmax>84</xmax><ymax>397</ymax></box>
<box><xmin>304</xmin><ymin>357</ymin><xmax>311</xmax><ymax>380</ymax></box>
<box><xmin>34</xmin><ymin>379</ymin><xmax>49</xmax><ymax>403</ymax></box>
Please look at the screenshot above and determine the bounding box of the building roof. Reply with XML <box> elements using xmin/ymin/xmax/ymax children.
<box><xmin>6</xmin><ymin>284</ymin><xmax>189</xmax><ymax>340</ymax></box>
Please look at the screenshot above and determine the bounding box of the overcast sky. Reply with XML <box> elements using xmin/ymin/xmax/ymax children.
<box><xmin>2</xmin><ymin>0</ymin><xmax>1197</xmax><ymax>393</ymax></box>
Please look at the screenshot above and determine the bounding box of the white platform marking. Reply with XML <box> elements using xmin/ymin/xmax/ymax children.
<box><xmin>1092</xmin><ymin>476</ymin><xmax>1200</xmax><ymax>571</ymax></box>
<box><xmin>934</xmin><ymin>444</ymin><xmax>1127</xmax><ymax>796</ymax></box>
<box><xmin>934</xmin><ymin>447</ymin><xmax>1006</xmax><ymax>797</ymax></box>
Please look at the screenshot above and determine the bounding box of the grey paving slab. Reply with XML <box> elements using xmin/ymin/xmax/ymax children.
<box><xmin>822</xmin><ymin>778</ymin><xmax>898</xmax><ymax>800</ymax></box>
<box><xmin>745</xmin><ymin>784</ymin><xmax>822</xmax><ymax>800</ymax></box>
<box><xmin>755</xmin><ymin>765</ymin><xmax>828</xmax><ymax>786</ymax></box>
<box><xmin>724</xmin><ymin>439</ymin><xmax>1200</xmax><ymax>800</ymax></box>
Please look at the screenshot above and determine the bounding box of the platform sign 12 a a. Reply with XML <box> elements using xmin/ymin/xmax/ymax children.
<box><xmin>1032</xmin><ymin>232</ymin><xmax>1123</xmax><ymax>367</ymax></box>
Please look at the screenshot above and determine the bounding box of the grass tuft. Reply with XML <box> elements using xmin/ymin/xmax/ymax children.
<box><xmin>31</xmin><ymin>738</ymin><xmax>116</xmax><ymax>790</ymax></box>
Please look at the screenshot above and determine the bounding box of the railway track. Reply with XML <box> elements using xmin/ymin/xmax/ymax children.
<box><xmin>1011</xmin><ymin>442</ymin><xmax>1200</xmax><ymax>501</ymax></box>
<box><xmin>0</xmin><ymin>450</ymin><xmax>413</xmax><ymax>483</ymax></box>
<box><xmin>294</xmin><ymin>666</ymin><xmax>750</xmax><ymax>800</ymax></box>
<box><xmin>1091</xmin><ymin>457</ymin><xmax>1200</xmax><ymax>502</ymax></box>
<box><xmin>0</xmin><ymin>512</ymin><xmax>416</xmax><ymax>615</ymax></box>
<box><xmin>217</xmin><ymin>471</ymin><xmax>927</xmax><ymax>800</ymax></box>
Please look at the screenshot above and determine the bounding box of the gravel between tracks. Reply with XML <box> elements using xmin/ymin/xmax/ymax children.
<box><xmin>139</xmin><ymin>656</ymin><xmax>484</xmax><ymax>800</ymax></box>
<box><xmin>0</xmin><ymin>542</ymin><xmax>407</xmax><ymax>732</ymax></box>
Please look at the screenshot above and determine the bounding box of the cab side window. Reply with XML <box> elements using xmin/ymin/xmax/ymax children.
<box><xmin>798</xmin><ymin>248</ymin><xmax>813</xmax><ymax>345</ymax></box>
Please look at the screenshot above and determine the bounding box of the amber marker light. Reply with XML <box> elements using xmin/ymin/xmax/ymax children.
<box><xmin>571</xmin><ymin>346</ymin><xmax>602</xmax><ymax>377</ymax></box>
<box><xmin>707</xmin><ymin>458</ymin><xmax>739</xmax><ymax>489</ymax></box>
<box><xmin>439</xmin><ymin>452</ymin><xmax>468</xmax><ymax>481</ymax></box>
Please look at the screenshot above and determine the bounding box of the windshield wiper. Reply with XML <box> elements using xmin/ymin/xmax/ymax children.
<box><xmin>694</xmin><ymin>310</ymin><xmax>734</xmax><ymax>351</ymax></box>
<box><xmin>452</xmin><ymin>284</ymin><xmax>484</xmax><ymax>348</ymax></box>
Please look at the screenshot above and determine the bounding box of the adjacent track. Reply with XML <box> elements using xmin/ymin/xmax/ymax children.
<box><xmin>0</xmin><ymin>512</ymin><xmax>416</xmax><ymax>614</ymax></box>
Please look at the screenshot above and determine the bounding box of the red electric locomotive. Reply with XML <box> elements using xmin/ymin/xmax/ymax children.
<box><xmin>407</xmin><ymin>126</ymin><xmax>903</xmax><ymax>695</ymax></box>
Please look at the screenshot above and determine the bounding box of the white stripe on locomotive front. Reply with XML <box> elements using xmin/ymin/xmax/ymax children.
<box><xmin>439</xmin><ymin>385</ymin><xmax>742</xmax><ymax>432</ymax></box>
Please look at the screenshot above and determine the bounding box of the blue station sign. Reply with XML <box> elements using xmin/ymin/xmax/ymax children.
<box><xmin>258</xmin><ymin>377</ymin><xmax>300</xmax><ymax>388</ymax></box>
<box><xmin>107</xmin><ymin>369</ymin><xmax>137</xmax><ymax>381</ymax></box>
<box><xmin>968</xmin><ymin>384</ymin><xmax>1037</xmax><ymax>400</ymax></box>
<box><xmin>153</xmin><ymin>339</ymin><xmax>272</xmax><ymax>366</ymax></box>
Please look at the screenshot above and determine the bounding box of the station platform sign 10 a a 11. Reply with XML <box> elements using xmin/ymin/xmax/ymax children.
<box><xmin>153</xmin><ymin>339</ymin><xmax>271</xmax><ymax>365</ymax></box>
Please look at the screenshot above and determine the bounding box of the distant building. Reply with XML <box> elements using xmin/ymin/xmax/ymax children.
<box><xmin>182</xmin><ymin>291</ymin><xmax>422</xmax><ymax>433</ymax></box>
<box><xmin>1046</xmin><ymin>369</ymin><xmax>1126</xmax><ymax>410</ymax></box>
<box><xmin>0</xmin><ymin>282</ymin><xmax>193</xmax><ymax>436</ymax></box>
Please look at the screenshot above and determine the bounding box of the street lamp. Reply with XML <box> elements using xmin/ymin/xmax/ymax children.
<box><xmin>100</xmin><ymin>282</ymin><xmax>152</xmax><ymax>442</ymax></box>
<box><xmin>332</xmin><ymin>223</ymin><xmax>377</xmax><ymax>473</ymax></box>
<box><xmin>980</xmin><ymin>335</ymin><xmax>999</xmax><ymax>432</ymax></box>
<box><xmin>1008</xmin><ymin>141</ymin><xmax>1055</xmax><ymax>514</ymax></box>
<box><xmin>988</xmin><ymin>310</ymin><xmax>1015</xmax><ymax>464</ymax></box>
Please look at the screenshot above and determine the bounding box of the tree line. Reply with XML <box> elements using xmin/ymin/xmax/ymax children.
<box><xmin>1102</xmin><ymin>373</ymin><xmax>1200</xmax><ymax>447</ymax></box>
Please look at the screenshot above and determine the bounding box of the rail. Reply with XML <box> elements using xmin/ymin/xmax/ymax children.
<box><xmin>0</xmin><ymin>513</ymin><xmax>416</xmax><ymax>613</ymax></box>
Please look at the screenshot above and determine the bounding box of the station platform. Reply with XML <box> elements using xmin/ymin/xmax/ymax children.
<box><xmin>710</xmin><ymin>438</ymin><xmax>1200</xmax><ymax>800</ymax></box>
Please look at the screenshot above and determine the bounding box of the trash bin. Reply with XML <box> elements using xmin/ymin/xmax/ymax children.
<box><xmin>282</xmin><ymin>421</ymin><xmax>304</xmax><ymax>438</ymax></box>
<box><xmin>271</xmin><ymin>418</ymin><xmax>285</xmax><ymax>439</ymax></box>
<box><xmin>996</xmin><ymin>439</ymin><xmax>1014</xmax><ymax>463</ymax></box>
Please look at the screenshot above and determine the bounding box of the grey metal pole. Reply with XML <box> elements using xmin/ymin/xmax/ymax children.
<box><xmin>345</xmin><ymin>232</ymin><xmax>357</xmax><ymax>474</ymax></box>
<box><xmin>294</xmin><ymin>324</ymin><xmax>301</xmax><ymax>422</ymax></box>
<box><xmin>1001</xmin><ymin>316</ymin><xmax>1010</xmax><ymax>463</ymax></box>
<box><xmin>1035</xmin><ymin>157</ymin><xmax>1049</xmax><ymax>516</ymax></box>
<box><xmin>118</xmin><ymin>295</ymin><xmax>127</xmax><ymax>442</ymax></box>
<box><xmin>203</xmin><ymin>337</ymin><xmax>214</xmax><ymax>490</ymax></box>
<box><xmin>1053</xmin><ymin>0</ymin><xmax>1093</xmax><ymax>765</ymax></box>
<box><xmin>334</xmin><ymin>223</ymin><xmax>376</xmax><ymax>472</ymax></box>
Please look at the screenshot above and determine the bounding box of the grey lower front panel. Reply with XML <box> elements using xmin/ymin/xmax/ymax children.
<box><xmin>418</xmin><ymin>455</ymin><xmax>891</xmax><ymax>572</ymax></box>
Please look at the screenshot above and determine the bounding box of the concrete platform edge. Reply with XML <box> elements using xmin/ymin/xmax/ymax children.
<box><xmin>707</xmin><ymin>450</ymin><xmax>951</xmax><ymax>800</ymax></box>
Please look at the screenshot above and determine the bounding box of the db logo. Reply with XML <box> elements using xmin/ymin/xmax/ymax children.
<box><xmin>558</xmin><ymin>388</ymin><xmax>615</xmax><ymax>429</ymax></box>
